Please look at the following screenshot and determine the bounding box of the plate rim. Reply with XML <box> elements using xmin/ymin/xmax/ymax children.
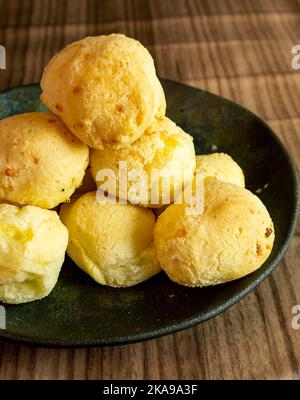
<box><xmin>0</xmin><ymin>80</ymin><xmax>299</xmax><ymax>347</ymax></box>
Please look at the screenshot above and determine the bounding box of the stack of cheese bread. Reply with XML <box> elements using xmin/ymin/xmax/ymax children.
<box><xmin>0</xmin><ymin>34</ymin><xmax>274</xmax><ymax>304</ymax></box>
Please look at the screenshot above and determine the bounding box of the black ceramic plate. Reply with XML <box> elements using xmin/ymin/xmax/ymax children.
<box><xmin>0</xmin><ymin>81</ymin><xmax>298</xmax><ymax>347</ymax></box>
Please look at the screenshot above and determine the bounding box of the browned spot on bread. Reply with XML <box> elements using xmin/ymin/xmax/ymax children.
<box><xmin>47</xmin><ymin>118</ymin><xmax>57</xmax><ymax>124</ymax></box>
<box><xmin>73</xmin><ymin>86</ymin><xmax>82</xmax><ymax>94</ymax></box>
<box><xmin>265</xmin><ymin>227</ymin><xmax>273</xmax><ymax>238</ymax></box>
<box><xmin>102</xmin><ymin>138</ymin><xmax>119</xmax><ymax>145</ymax></box>
<box><xmin>256</xmin><ymin>242</ymin><xmax>262</xmax><ymax>256</ymax></box>
<box><xmin>55</xmin><ymin>103</ymin><xmax>63</xmax><ymax>112</ymax></box>
<box><xmin>116</xmin><ymin>104</ymin><xmax>124</xmax><ymax>113</ymax></box>
<box><xmin>32</xmin><ymin>156</ymin><xmax>39</xmax><ymax>165</ymax></box>
<box><xmin>177</xmin><ymin>228</ymin><xmax>187</xmax><ymax>237</ymax></box>
<box><xmin>84</xmin><ymin>53</ymin><xmax>93</xmax><ymax>61</ymax></box>
<box><xmin>5</xmin><ymin>168</ymin><xmax>18</xmax><ymax>177</ymax></box>
<box><xmin>73</xmin><ymin>122</ymin><xmax>84</xmax><ymax>130</ymax></box>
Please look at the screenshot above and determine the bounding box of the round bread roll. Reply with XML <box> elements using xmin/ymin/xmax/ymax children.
<box><xmin>0</xmin><ymin>204</ymin><xmax>68</xmax><ymax>304</ymax></box>
<box><xmin>40</xmin><ymin>34</ymin><xmax>166</xmax><ymax>149</ymax></box>
<box><xmin>90</xmin><ymin>117</ymin><xmax>196</xmax><ymax>207</ymax></box>
<box><xmin>196</xmin><ymin>153</ymin><xmax>245</xmax><ymax>187</ymax></box>
<box><xmin>0</xmin><ymin>112</ymin><xmax>89</xmax><ymax>209</ymax></box>
<box><xmin>60</xmin><ymin>191</ymin><xmax>161</xmax><ymax>287</ymax></box>
<box><xmin>154</xmin><ymin>177</ymin><xmax>274</xmax><ymax>287</ymax></box>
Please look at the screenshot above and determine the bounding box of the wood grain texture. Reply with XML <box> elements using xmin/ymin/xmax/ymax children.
<box><xmin>0</xmin><ymin>0</ymin><xmax>300</xmax><ymax>380</ymax></box>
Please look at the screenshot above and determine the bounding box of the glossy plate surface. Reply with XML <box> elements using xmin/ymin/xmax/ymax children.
<box><xmin>0</xmin><ymin>81</ymin><xmax>298</xmax><ymax>346</ymax></box>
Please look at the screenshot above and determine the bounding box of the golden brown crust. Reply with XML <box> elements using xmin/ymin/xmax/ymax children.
<box><xmin>0</xmin><ymin>204</ymin><xmax>68</xmax><ymax>304</ymax></box>
<box><xmin>90</xmin><ymin>117</ymin><xmax>196</xmax><ymax>207</ymax></box>
<box><xmin>154</xmin><ymin>177</ymin><xmax>275</xmax><ymax>287</ymax></box>
<box><xmin>196</xmin><ymin>153</ymin><xmax>245</xmax><ymax>187</ymax></box>
<box><xmin>0</xmin><ymin>112</ymin><xmax>89</xmax><ymax>209</ymax></box>
<box><xmin>60</xmin><ymin>192</ymin><xmax>161</xmax><ymax>287</ymax></box>
<box><xmin>40</xmin><ymin>34</ymin><xmax>166</xmax><ymax>149</ymax></box>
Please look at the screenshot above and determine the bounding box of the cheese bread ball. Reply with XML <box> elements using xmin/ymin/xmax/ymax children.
<box><xmin>154</xmin><ymin>177</ymin><xmax>274</xmax><ymax>287</ymax></box>
<box><xmin>196</xmin><ymin>153</ymin><xmax>245</xmax><ymax>187</ymax></box>
<box><xmin>60</xmin><ymin>191</ymin><xmax>160</xmax><ymax>287</ymax></box>
<box><xmin>90</xmin><ymin>117</ymin><xmax>196</xmax><ymax>207</ymax></box>
<box><xmin>40</xmin><ymin>34</ymin><xmax>166</xmax><ymax>149</ymax></box>
<box><xmin>0</xmin><ymin>112</ymin><xmax>89</xmax><ymax>209</ymax></box>
<box><xmin>0</xmin><ymin>204</ymin><xmax>68</xmax><ymax>304</ymax></box>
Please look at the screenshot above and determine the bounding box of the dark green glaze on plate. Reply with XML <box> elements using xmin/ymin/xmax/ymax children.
<box><xmin>0</xmin><ymin>81</ymin><xmax>298</xmax><ymax>347</ymax></box>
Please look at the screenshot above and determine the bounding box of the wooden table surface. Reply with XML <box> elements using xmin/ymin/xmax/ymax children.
<box><xmin>0</xmin><ymin>0</ymin><xmax>300</xmax><ymax>380</ymax></box>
